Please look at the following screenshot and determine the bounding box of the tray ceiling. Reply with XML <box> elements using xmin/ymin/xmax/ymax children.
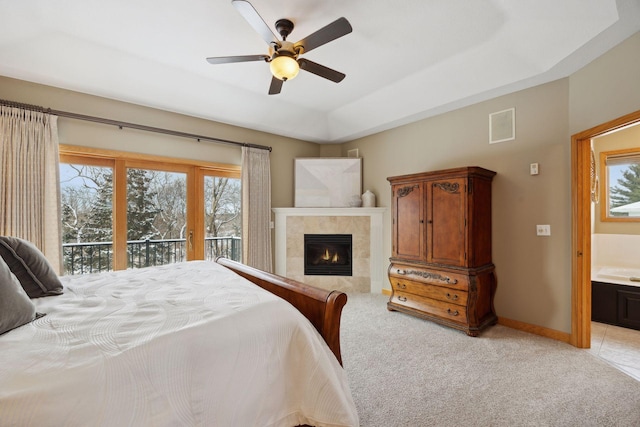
<box><xmin>1</xmin><ymin>0</ymin><xmax>639</xmax><ymax>143</ymax></box>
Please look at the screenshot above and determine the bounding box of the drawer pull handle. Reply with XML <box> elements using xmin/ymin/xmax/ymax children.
<box><xmin>397</xmin><ymin>283</ymin><xmax>407</xmax><ymax>289</ymax></box>
<box><xmin>446</xmin><ymin>293</ymin><xmax>458</xmax><ymax>301</ymax></box>
<box><xmin>398</xmin><ymin>296</ymin><xmax>407</xmax><ymax>302</ymax></box>
<box><xmin>396</xmin><ymin>269</ymin><xmax>458</xmax><ymax>285</ymax></box>
<box><xmin>447</xmin><ymin>309</ymin><xmax>459</xmax><ymax>316</ymax></box>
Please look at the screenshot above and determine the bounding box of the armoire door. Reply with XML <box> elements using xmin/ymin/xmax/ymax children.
<box><xmin>392</xmin><ymin>182</ymin><xmax>425</xmax><ymax>261</ymax></box>
<box><xmin>427</xmin><ymin>177</ymin><xmax>466</xmax><ymax>266</ymax></box>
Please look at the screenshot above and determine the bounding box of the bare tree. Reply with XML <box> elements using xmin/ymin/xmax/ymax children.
<box><xmin>146</xmin><ymin>171</ymin><xmax>187</xmax><ymax>239</ymax></box>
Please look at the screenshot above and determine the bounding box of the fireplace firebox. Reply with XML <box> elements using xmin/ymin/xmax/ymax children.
<box><xmin>304</xmin><ymin>234</ymin><xmax>352</xmax><ymax>276</ymax></box>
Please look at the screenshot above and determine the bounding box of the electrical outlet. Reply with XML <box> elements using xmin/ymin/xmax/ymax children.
<box><xmin>536</xmin><ymin>224</ymin><xmax>550</xmax><ymax>236</ymax></box>
<box><xmin>530</xmin><ymin>163</ymin><xmax>539</xmax><ymax>175</ymax></box>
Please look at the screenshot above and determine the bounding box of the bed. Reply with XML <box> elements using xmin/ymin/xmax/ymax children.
<box><xmin>0</xmin><ymin>253</ymin><xmax>359</xmax><ymax>427</ymax></box>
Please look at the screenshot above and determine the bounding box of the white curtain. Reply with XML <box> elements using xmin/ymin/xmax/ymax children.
<box><xmin>0</xmin><ymin>106</ymin><xmax>62</xmax><ymax>273</ymax></box>
<box><xmin>241</xmin><ymin>146</ymin><xmax>272</xmax><ymax>272</ymax></box>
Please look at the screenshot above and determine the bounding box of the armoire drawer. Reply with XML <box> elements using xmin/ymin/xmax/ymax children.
<box><xmin>390</xmin><ymin>277</ymin><xmax>468</xmax><ymax>306</ymax></box>
<box><xmin>389</xmin><ymin>264</ymin><xmax>469</xmax><ymax>291</ymax></box>
<box><xmin>390</xmin><ymin>291</ymin><xmax>468</xmax><ymax>324</ymax></box>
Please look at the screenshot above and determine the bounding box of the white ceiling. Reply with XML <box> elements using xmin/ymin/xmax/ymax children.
<box><xmin>1</xmin><ymin>0</ymin><xmax>639</xmax><ymax>144</ymax></box>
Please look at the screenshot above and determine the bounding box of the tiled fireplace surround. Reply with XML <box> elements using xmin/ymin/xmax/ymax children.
<box><xmin>273</xmin><ymin>208</ymin><xmax>386</xmax><ymax>293</ymax></box>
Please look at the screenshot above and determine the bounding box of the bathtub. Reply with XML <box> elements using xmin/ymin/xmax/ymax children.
<box><xmin>593</xmin><ymin>266</ymin><xmax>640</xmax><ymax>287</ymax></box>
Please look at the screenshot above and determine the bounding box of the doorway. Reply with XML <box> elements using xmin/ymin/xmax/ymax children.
<box><xmin>571</xmin><ymin>109</ymin><xmax>640</xmax><ymax>348</ymax></box>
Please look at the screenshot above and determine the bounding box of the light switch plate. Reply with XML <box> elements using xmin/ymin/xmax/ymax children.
<box><xmin>530</xmin><ymin>163</ymin><xmax>539</xmax><ymax>175</ymax></box>
<box><xmin>536</xmin><ymin>224</ymin><xmax>550</xmax><ymax>236</ymax></box>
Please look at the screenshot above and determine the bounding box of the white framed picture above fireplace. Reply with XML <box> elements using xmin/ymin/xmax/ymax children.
<box><xmin>294</xmin><ymin>158</ymin><xmax>362</xmax><ymax>207</ymax></box>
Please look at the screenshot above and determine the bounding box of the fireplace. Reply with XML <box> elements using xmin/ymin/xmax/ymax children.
<box><xmin>304</xmin><ymin>234</ymin><xmax>352</xmax><ymax>276</ymax></box>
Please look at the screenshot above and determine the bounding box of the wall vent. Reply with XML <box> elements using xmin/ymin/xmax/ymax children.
<box><xmin>489</xmin><ymin>108</ymin><xmax>515</xmax><ymax>144</ymax></box>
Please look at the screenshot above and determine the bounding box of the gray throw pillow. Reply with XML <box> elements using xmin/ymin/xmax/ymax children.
<box><xmin>0</xmin><ymin>236</ymin><xmax>63</xmax><ymax>298</ymax></box>
<box><xmin>0</xmin><ymin>255</ymin><xmax>39</xmax><ymax>335</ymax></box>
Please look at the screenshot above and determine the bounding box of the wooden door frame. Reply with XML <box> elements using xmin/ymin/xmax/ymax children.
<box><xmin>571</xmin><ymin>109</ymin><xmax>640</xmax><ymax>347</ymax></box>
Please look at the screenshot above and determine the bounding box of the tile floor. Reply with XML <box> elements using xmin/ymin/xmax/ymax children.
<box><xmin>588</xmin><ymin>322</ymin><xmax>640</xmax><ymax>381</ymax></box>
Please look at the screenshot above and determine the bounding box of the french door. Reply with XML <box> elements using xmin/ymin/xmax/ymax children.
<box><xmin>60</xmin><ymin>145</ymin><xmax>240</xmax><ymax>274</ymax></box>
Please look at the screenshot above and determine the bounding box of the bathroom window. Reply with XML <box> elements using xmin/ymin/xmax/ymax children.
<box><xmin>600</xmin><ymin>148</ymin><xmax>640</xmax><ymax>221</ymax></box>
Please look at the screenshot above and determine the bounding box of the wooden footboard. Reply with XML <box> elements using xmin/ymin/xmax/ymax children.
<box><xmin>215</xmin><ymin>257</ymin><xmax>347</xmax><ymax>365</ymax></box>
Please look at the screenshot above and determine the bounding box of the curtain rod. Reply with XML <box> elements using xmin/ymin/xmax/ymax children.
<box><xmin>0</xmin><ymin>98</ymin><xmax>272</xmax><ymax>152</ymax></box>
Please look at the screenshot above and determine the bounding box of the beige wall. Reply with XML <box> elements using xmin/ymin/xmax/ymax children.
<box><xmin>341</xmin><ymin>79</ymin><xmax>572</xmax><ymax>332</ymax></box>
<box><xmin>340</xmin><ymin>31</ymin><xmax>640</xmax><ymax>334</ymax></box>
<box><xmin>569</xmin><ymin>32</ymin><xmax>640</xmax><ymax>135</ymax></box>
<box><xmin>319</xmin><ymin>144</ymin><xmax>342</xmax><ymax>157</ymax></box>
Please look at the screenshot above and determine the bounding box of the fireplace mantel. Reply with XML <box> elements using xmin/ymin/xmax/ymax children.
<box><xmin>273</xmin><ymin>207</ymin><xmax>386</xmax><ymax>293</ymax></box>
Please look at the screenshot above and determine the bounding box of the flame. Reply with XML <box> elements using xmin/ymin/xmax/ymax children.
<box><xmin>319</xmin><ymin>248</ymin><xmax>340</xmax><ymax>264</ymax></box>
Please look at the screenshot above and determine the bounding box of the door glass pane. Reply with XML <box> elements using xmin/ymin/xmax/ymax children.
<box><xmin>204</xmin><ymin>176</ymin><xmax>242</xmax><ymax>261</ymax></box>
<box><xmin>60</xmin><ymin>163</ymin><xmax>114</xmax><ymax>275</ymax></box>
<box><xmin>127</xmin><ymin>168</ymin><xmax>187</xmax><ymax>268</ymax></box>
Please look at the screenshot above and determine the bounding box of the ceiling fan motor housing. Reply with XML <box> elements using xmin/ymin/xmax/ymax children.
<box><xmin>272</xmin><ymin>40</ymin><xmax>298</xmax><ymax>56</ymax></box>
<box><xmin>275</xmin><ymin>19</ymin><xmax>294</xmax><ymax>40</ymax></box>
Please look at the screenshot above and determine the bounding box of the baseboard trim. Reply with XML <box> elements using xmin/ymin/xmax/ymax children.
<box><xmin>497</xmin><ymin>317</ymin><xmax>572</xmax><ymax>344</ymax></box>
<box><xmin>380</xmin><ymin>289</ymin><xmax>571</xmax><ymax>344</ymax></box>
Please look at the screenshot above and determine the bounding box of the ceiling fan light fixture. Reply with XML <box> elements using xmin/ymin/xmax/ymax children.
<box><xmin>206</xmin><ymin>2</ymin><xmax>352</xmax><ymax>94</ymax></box>
<box><xmin>270</xmin><ymin>53</ymin><xmax>299</xmax><ymax>81</ymax></box>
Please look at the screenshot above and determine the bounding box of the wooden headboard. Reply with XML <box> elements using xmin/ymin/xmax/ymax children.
<box><xmin>215</xmin><ymin>257</ymin><xmax>347</xmax><ymax>365</ymax></box>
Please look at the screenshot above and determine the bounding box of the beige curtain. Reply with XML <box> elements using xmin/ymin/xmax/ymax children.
<box><xmin>241</xmin><ymin>146</ymin><xmax>272</xmax><ymax>272</ymax></box>
<box><xmin>0</xmin><ymin>106</ymin><xmax>62</xmax><ymax>273</ymax></box>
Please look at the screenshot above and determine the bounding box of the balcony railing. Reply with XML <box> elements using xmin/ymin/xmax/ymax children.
<box><xmin>62</xmin><ymin>237</ymin><xmax>241</xmax><ymax>275</ymax></box>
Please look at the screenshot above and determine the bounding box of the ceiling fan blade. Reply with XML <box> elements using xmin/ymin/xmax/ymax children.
<box><xmin>232</xmin><ymin>0</ymin><xmax>279</xmax><ymax>45</ymax></box>
<box><xmin>294</xmin><ymin>17</ymin><xmax>352</xmax><ymax>54</ymax></box>
<box><xmin>268</xmin><ymin>76</ymin><xmax>283</xmax><ymax>95</ymax></box>
<box><xmin>206</xmin><ymin>55</ymin><xmax>269</xmax><ymax>65</ymax></box>
<box><xmin>298</xmin><ymin>58</ymin><xmax>345</xmax><ymax>83</ymax></box>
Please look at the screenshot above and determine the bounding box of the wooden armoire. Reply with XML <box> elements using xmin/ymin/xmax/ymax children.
<box><xmin>387</xmin><ymin>166</ymin><xmax>497</xmax><ymax>336</ymax></box>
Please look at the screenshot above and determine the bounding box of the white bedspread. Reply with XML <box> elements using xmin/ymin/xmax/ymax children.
<box><xmin>0</xmin><ymin>261</ymin><xmax>359</xmax><ymax>427</ymax></box>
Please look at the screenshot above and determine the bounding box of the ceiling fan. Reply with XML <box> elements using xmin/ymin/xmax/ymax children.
<box><xmin>206</xmin><ymin>0</ymin><xmax>352</xmax><ymax>95</ymax></box>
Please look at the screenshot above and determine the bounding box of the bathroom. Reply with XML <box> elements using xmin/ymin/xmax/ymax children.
<box><xmin>589</xmin><ymin>121</ymin><xmax>640</xmax><ymax>380</ymax></box>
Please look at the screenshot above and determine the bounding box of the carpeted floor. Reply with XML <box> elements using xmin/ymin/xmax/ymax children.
<box><xmin>340</xmin><ymin>293</ymin><xmax>640</xmax><ymax>427</ymax></box>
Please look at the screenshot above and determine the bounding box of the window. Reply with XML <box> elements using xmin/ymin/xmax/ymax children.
<box><xmin>203</xmin><ymin>175</ymin><xmax>242</xmax><ymax>261</ymax></box>
<box><xmin>600</xmin><ymin>148</ymin><xmax>640</xmax><ymax>221</ymax></box>
<box><xmin>126</xmin><ymin>168</ymin><xmax>188</xmax><ymax>269</ymax></box>
<box><xmin>60</xmin><ymin>160</ymin><xmax>114</xmax><ymax>274</ymax></box>
<box><xmin>60</xmin><ymin>145</ymin><xmax>241</xmax><ymax>274</ymax></box>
